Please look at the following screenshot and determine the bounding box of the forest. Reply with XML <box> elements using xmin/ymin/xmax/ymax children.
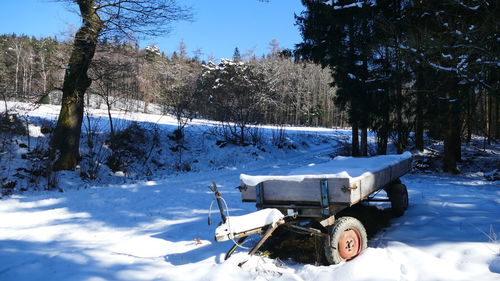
<box><xmin>296</xmin><ymin>0</ymin><xmax>498</xmax><ymax>172</ymax></box>
<box><xmin>0</xmin><ymin>34</ymin><xmax>341</xmax><ymax>124</ymax></box>
<box><xmin>0</xmin><ymin>0</ymin><xmax>498</xmax><ymax>182</ymax></box>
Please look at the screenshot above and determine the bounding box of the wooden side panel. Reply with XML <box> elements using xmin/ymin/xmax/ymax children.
<box><xmin>375</xmin><ymin>168</ymin><xmax>391</xmax><ymax>189</ymax></box>
<box><xmin>240</xmin><ymin>183</ymin><xmax>256</xmax><ymax>202</ymax></box>
<box><xmin>240</xmin><ymin>177</ymin><xmax>351</xmax><ymax>204</ymax></box>
<box><xmin>358</xmin><ymin>169</ymin><xmax>390</xmax><ymax>200</ymax></box>
<box><xmin>392</xmin><ymin>158</ymin><xmax>412</xmax><ymax>179</ymax></box>
<box><xmin>239</xmin><ymin>157</ymin><xmax>412</xmax><ymax>205</ymax></box>
<box><xmin>353</xmin><ymin>157</ymin><xmax>411</xmax><ymax>204</ymax></box>
<box><xmin>358</xmin><ymin>173</ymin><xmax>376</xmax><ymax>201</ymax></box>
<box><xmin>326</xmin><ymin>177</ymin><xmax>354</xmax><ymax>203</ymax></box>
<box><xmin>262</xmin><ymin>179</ymin><xmax>321</xmax><ymax>202</ymax></box>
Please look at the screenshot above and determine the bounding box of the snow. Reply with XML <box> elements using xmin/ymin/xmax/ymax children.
<box><xmin>1</xmin><ymin>172</ymin><xmax>498</xmax><ymax>281</ymax></box>
<box><xmin>0</xmin><ymin>104</ymin><xmax>499</xmax><ymax>281</ymax></box>
<box><xmin>240</xmin><ymin>152</ymin><xmax>411</xmax><ymax>186</ymax></box>
<box><xmin>429</xmin><ymin>62</ymin><xmax>456</xmax><ymax>72</ymax></box>
<box><xmin>215</xmin><ymin>209</ymin><xmax>284</xmax><ymax>241</ymax></box>
<box><xmin>333</xmin><ymin>2</ymin><xmax>363</xmax><ymax>10</ymax></box>
<box><xmin>442</xmin><ymin>53</ymin><xmax>453</xmax><ymax>59</ymax></box>
<box><xmin>457</xmin><ymin>2</ymin><xmax>481</xmax><ymax>10</ymax></box>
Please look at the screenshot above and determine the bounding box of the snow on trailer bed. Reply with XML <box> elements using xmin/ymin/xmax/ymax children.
<box><xmin>239</xmin><ymin>152</ymin><xmax>412</xmax><ymax>217</ymax></box>
<box><xmin>215</xmin><ymin>208</ymin><xmax>284</xmax><ymax>242</ymax></box>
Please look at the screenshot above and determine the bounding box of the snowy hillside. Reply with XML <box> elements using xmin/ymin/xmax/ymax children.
<box><xmin>0</xmin><ymin>103</ymin><xmax>499</xmax><ymax>281</ymax></box>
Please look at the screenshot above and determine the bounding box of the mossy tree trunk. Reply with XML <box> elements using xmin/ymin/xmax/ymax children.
<box><xmin>52</xmin><ymin>0</ymin><xmax>103</xmax><ymax>171</ymax></box>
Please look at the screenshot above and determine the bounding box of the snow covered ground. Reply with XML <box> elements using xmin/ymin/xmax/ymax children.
<box><xmin>0</xmin><ymin>103</ymin><xmax>499</xmax><ymax>281</ymax></box>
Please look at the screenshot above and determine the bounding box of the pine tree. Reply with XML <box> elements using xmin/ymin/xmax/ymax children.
<box><xmin>296</xmin><ymin>0</ymin><xmax>377</xmax><ymax>156</ymax></box>
<box><xmin>233</xmin><ymin>47</ymin><xmax>241</xmax><ymax>61</ymax></box>
<box><xmin>370</xmin><ymin>0</ymin><xmax>414</xmax><ymax>154</ymax></box>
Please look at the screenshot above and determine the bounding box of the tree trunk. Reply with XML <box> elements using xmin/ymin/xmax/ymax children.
<box><xmin>415</xmin><ymin>68</ymin><xmax>424</xmax><ymax>151</ymax></box>
<box><xmin>396</xmin><ymin>83</ymin><xmax>405</xmax><ymax>154</ymax></box>
<box><xmin>415</xmin><ymin>108</ymin><xmax>424</xmax><ymax>151</ymax></box>
<box><xmin>487</xmin><ymin>91</ymin><xmax>493</xmax><ymax>144</ymax></box>
<box><xmin>495</xmin><ymin>93</ymin><xmax>500</xmax><ymax>140</ymax></box>
<box><xmin>22</xmin><ymin>59</ymin><xmax>27</xmax><ymax>97</ymax></box>
<box><xmin>52</xmin><ymin>0</ymin><xmax>102</xmax><ymax>171</ymax></box>
<box><xmin>443</xmin><ymin>90</ymin><xmax>461</xmax><ymax>173</ymax></box>
<box><xmin>105</xmin><ymin>98</ymin><xmax>115</xmax><ymax>138</ymax></box>
<box><xmin>377</xmin><ymin>129</ymin><xmax>388</xmax><ymax>155</ymax></box>
<box><xmin>465</xmin><ymin>88</ymin><xmax>473</xmax><ymax>144</ymax></box>
<box><xmin>361</xmin><ymin>126</ymin><xmax>368</xmax><ymax>156</ymax></box>
<box><xmin>13</xmin><ymin>41</ymin><xmax>21</xmax><ymax>96</ymax></box>
<box><xmin>443</xmin><ymin>115</ymin><xmax>461</xmax><ymax>173</ymax></box>
<box><xmin>240</xmin><ymin>125</ymin><xmax>245</xmax><ymax>145</ymax></box>
<box><xmin>352</xmin><ymin>121</ymin><xmax>359</xmax><ymax>156</ymax></box>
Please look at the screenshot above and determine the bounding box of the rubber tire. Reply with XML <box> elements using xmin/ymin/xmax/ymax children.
<box><xmin>388</xmin><ymin>183</ymin><xmax>409</xmax><ymax>217</ymax></box>
<box><xmin>324</xmin><ymin>216</ymin><xmax>368</xmax><ymax>265</ymax></box>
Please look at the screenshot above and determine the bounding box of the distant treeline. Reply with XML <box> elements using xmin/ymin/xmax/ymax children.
<box><xmin>0</xmin><ymin>34</ymin><xmax>342</xmax><ymax>128</ymax></box>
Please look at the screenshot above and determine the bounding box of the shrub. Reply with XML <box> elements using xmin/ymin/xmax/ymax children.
<box><xmin>38</xmin><ymin>94</ymin><xmax>51</xmax><ymax>105</ymax></box>
<box><xmin>0</xmin><ymin>114</ymin><xmax>27</xmax><ymax>135</ymax></box>
<box><xmin>105</xmin><ymin>122</ymin><xmax>160</xmax><ymax>174</ymax></box>
<box><xmin>106</xmin><ymin>122</ymin><xmax>148</xmax><ymax>172</ymax></box>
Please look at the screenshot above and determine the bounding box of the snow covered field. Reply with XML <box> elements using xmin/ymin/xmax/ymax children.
<box><xmin>0</xmin><ymin>104</ymin><xmax>499</xmax><ymax>281</ymax></box>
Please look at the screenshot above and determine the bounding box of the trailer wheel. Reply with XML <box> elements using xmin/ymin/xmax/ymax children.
<box><xmin>324</xmin><ymin>216</ymin><xmax>367</xmax><ymax>264</ymax></box>
<box><xmin>388</xmin><ymin>183</ymin><xmax>408</xmax><ymax>217</ymax></box>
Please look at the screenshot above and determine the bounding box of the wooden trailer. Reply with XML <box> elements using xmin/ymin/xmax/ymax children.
<box><xmin>211</xmin><ymin>152</ymin><xmax>412</xmax><ymax>265</ymax></box>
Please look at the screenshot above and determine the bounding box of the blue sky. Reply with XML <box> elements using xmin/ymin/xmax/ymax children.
<box><xmin>0</xmin><ymin>0</ymin><xmax>305</xmax><ymax>60</ymax></box>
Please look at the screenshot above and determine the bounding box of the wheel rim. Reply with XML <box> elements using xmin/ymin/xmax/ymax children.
<box><xmin>338</xmin><ymin>228</ymin><xmax>361</xmax><ymax>260</ymax></box>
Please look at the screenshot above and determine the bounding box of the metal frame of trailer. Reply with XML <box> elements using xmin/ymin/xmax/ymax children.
<box><xmin>210</xmin><ymin>154</ymin><xmax>412</xmax><ymax>265</ymax></box>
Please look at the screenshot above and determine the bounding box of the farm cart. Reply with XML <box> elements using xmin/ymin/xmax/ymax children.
<box><xmin>210</xmin><ymin>152</ymin><xmax>412</xmax><ymax>265</ymax></box>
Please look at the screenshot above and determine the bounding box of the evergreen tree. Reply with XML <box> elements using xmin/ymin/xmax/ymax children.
<box><xmin>370</xmin><ymin>0</ymin><xmax>414</xmax><ymax>154</ymax></box>
<box><xmin>170</xmin><ymin>51</ymin><xmax>179</xmax><ymax>61</ymax></box>
<box><xmin>296</xmin><ymin>0</ymin><xmax>377</xmax><ymax>156</ymax></box>
<box><xmin>233</xmin><ymin>47</ymin><xmax>241</xmax><ymax>61</ymax></box>
<box><xmin>406</xmin><ymin>0</ymin><xmax>498</xmax><ymax>172</ymax></box>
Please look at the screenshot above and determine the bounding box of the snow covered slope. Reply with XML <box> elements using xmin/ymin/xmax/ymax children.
<box><xmin>0</xmin><ymin>104</ymin><xmax>498</xmax><ymax>281</ymax></box>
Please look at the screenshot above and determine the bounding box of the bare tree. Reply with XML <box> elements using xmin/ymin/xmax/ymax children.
<box><xmin>198</xmin><ymin>59</ymin><xmax>272</xmax><ymax>145</ymax></box>
<box><xmin>10</xmin><ymin>37</ymin><xmax>23</xmax><ymax>97</ymax></box>
<box><xmin>51</xmin><ymin>0</ymin><xmax>191</xmax><ymax>171</ymax></box>
<box><xmin>157</xmin><ymin>59</ymin><xmax>199</xmax><ymax>169</ymax></box>
<box><xmin>159</xmin><ymin>61</ymin><xmax>199</xmax><ymax>139</ymax></box>
<box><xmin>89</xmin><ymin>48</ymin><xmax>136</xmax><ymax>137</ymax></box>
